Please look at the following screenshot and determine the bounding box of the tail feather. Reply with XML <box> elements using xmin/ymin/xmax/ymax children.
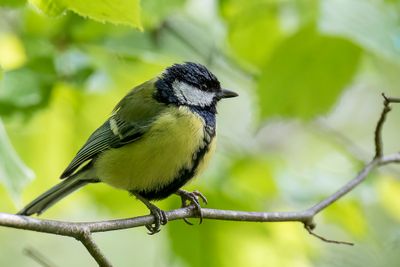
<box><xmin>18</xmin><ymin>173</ymin><xmax>98</xmax><ymax>216</ymax></box>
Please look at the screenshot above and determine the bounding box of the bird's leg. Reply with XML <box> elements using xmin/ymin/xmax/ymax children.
<box><xmin>175</xmin><ymin>189</ymin><xmax>207</xmax><ymax>225</ymax></box>
<box><xmin>133</xmin><ymin>193</ymin><xmax>167</xmax><ymax>235</ymax></box>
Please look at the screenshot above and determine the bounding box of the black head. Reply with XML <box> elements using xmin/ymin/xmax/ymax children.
<box><xmin>154</xmin><ymin>62</ymin><xmax>237</xmax><ymax>109</ymax></box>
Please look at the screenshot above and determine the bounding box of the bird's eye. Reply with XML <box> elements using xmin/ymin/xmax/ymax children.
<box><xmin>201</xmin><ymin>84</ymin><xmax>207</xmax><ymax>90</ymax></box>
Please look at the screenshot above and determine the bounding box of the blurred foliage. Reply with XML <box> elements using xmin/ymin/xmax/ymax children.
<box><xmin>257</xmin><ymin>25</ymin><xmax>361</xmax><ymax>119</ymax></box>
<box><xmin>29</xmin><ymin>0</ymin><xmax>142</xmax><ymax>28</ymax></box>
<box><xmin>0</xmin><ymin>0</ymin><xmax>400</xmax><ymax>266</ymax></box>
<box><xmin>0</xmin><ymin>119</ymin><xmax>34</xmax><ymax>200</ymax></box>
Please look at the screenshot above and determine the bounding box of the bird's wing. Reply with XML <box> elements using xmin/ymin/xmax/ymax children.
<box><xmin>60</xmin><ymin>80</ymin><xmax>164</xmax><ymax>178</ymax></box>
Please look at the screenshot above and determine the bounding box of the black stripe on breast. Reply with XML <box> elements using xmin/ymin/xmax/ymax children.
<box><xmin>132</xmin><ymin>132</ymin><xmax>215</xmax><ymax>201</ymax></box>
<box><xmin>134</xmin><ymin>144</ymin><xmax>209</xmax><ymax>200</ymax></box>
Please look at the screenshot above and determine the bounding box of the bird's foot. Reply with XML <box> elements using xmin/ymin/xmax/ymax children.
<box><xmin>133</xmin><ymin>193</ymin><xmax>168</xmax><ymax>235</ymax></box>
<box><xmin>145</xmin><ymin>203</ymin><xmax>168</xmax><ymax>235</ymax></box>
<box><xmin>176</xmin><ymin>189</ymin><xmax>207</xmax><ymax>225</ymax></box>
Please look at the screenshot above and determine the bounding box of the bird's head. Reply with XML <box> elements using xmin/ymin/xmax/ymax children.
<box><xmin>155</xmin><ymin>62</ymin><xmax>238</xmax><ymax>110</ymax></box>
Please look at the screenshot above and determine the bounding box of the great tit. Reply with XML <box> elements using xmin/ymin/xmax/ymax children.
<box><xmin>18</xmin><ymin>62</ymin><xmax>238</xmax><ymax>233</ymax></box>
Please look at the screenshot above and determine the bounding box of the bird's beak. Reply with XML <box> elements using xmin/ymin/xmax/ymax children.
<box><xmin>217</xmin><ymin>89</ymin><xmax>239</xmax><ymax>100</ymax></box>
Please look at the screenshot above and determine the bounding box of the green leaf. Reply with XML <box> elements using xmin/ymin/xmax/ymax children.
<box><xmin>29</xmin><ymin>0</ymin><xmax>65</xmax><ymax>16</ymax></box>
<box><xmin>0</xmin><ymin>57</ymin><xmax>56</xmax><ymax>116</ymax></box>
<box><xmin>29</xmin><ymin>0</ymin><xmax>142</xmax><ymax>29</ymax></box>
<box><xmin>0</xmin><ymin>120</ymin><xmax>34</xmax><ymax>200</ymax></box>
<box><xmin>220</xmin><ymin>0</ymin><xmax>320</xmax><ymax>69</ymax></box>
<box><xmin>320</xmin><ymin>0</ymin><xmax>400</xmax><ymax>62</ymax></box>
<box><xmin>257</xmin><ymin>26</ymin><xmax>361</xmax><ymax>119</ymax></box>
<box><xmin>141</xmin><ymin>0</ymin><xmax>185</xmax><ymax>28</ymax></box>
<box><xmin>0</xmin><ymin>68</ymin><xmax>42</xmax><ymax>108</ymax></box>
<box><xmin>226</xmin><ymin>4</ymin><xmax>283</xmax><ymax>67</ymax></box>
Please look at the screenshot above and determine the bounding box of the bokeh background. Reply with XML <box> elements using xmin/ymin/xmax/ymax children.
<box><xmin>1</xmin><ymin>0</ymin><xmax>400</xmax><ymax>266</ymax></box>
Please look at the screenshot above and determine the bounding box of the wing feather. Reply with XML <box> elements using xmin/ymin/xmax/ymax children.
<box><xmin>60</xmin><ymin>80</ymin><xmax>164</xmax><ymax>178</ymax></box>
<box><xmin>60</xmin><ymin>121</ymin><xmax>118</xmax><ymax>178</ymax></box>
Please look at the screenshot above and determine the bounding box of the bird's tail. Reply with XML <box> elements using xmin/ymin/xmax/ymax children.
<box><xmin>17</xmin><ymin>171</ymin><xmax>99</xmax><ymax>216</ymax></box>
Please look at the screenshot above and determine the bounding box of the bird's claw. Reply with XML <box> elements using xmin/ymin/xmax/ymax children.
<box><xmin>133</xmin><ymin>193</ymin><xmax>168</xmax><ymax>234</ymax></box>
<box><xmin>146</xmin><ymin>205</ymin><xmax>168</xmax><ymax>235</ymax></box>
<box><xmin>176</xmin><ymin>189</ymin><xmax>207</xmax><ymax>225</ymax></box>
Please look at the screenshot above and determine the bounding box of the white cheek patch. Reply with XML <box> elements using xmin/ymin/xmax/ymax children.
<box><xmin>172</xmin><ymin>80</ymin><xmax>215</xmax><ymax>107</ymax></box>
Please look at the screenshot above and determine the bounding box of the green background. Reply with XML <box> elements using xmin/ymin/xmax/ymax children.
<box><xmin>1</xmin><ymin>0</ymin><xmax>400</xmax><ymax>266</ymax></box>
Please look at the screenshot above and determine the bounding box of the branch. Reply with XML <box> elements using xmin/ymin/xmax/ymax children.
<box><xmin>78</xmin><ymin>230</ymin><xmax>112</xmax><ymax>267</ymax></box>
<box><xmin>1</xmin><ymin>94</ymin><xmax>399</xmax><ymax>266</ymax></box>
<box><xmin>0</xmin><ymin>155</ymin><xmax>398</xmax><ymax>229</ymax></box>
<box><xmin>304</xmin><ymin>224</ymin><xmax>354</xmax><ymax>246</ymax></box>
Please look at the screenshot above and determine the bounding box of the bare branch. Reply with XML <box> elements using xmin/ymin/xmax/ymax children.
<box><xmin>0</xmin><ymin>94</ymin><xmax>399</xmax><ymax>265</ymax></box>
<box><xmin>308</xmin><ymin>158</ymin><xmax>380</xmax><ymax>215</ymax></box>
<box><xmin>304</xmin><ymin>224</ymin><xmax>354</xmax><ymax>246</ymax></box>
<box><xmin>382</xmin><ymin>94</ymin><xmax>400</xmax><ymax>103</ymax></box>
<box><xmin>77</xmin><ymin>230</ymin><xmax>113</xmax><ymax>267</ymax></box>
<box><xmin>374</xmin><ymin>94</ymin><xmax>392</xmax><ymax>158</ymax></box>
<box><xmin>0</xmin><ymin>208</ymin><xmax>312</xmax><ymax>234</ymax></box>
<box><xmin>375</xmin><ymin>94</ymin><xmax>400</xmax><ymax>159</ymax></box>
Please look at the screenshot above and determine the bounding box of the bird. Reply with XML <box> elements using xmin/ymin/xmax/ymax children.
<box><xmin>18</xmin><ymin>62</ymin><xmax>238</xmax><ymax>234</ymax></box>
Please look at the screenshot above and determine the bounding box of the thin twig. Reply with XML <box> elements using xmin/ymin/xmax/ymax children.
<box><xmin>374</xmin><ymin>94</ymin><xmax>392</xmax><ymax>159</ymax></box>
<box><xmin>375</xmin><ymin>94</ymin><xmax>400</xmax><ymax>159</ymax></box>
<box><xmin>304</xmin><ymin>224</ymin><xmax>354</xmax><ymax>246</ymax></box>
<box><xmin>308</xmin><ymin>94</ymin><xmax>399</xmax><ymax>215</ymax></box>
<box><xmin>382</xmin><ymin>93</ymin><xmax>400</xmax><ymax>103</ymax></box>
<box><xmin>0</xmin><ymin>207</ymin><xmax>313</xmax><ymax>234</ymax></box>
<box><xmin>308</xmin><ymin>159</ymin><xmax>379</xmax><ymax>215</ymax></box>
<box><xmin>77</xmin><ymin>229</ymin><xmax>113</xmax><ymax>267</ymax></box>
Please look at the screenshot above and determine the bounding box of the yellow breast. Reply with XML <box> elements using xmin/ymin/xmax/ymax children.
<box><xmin>94</xmin><ymin>106</ymin><xmax>214</xmax><ymax>192</ymax></box>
